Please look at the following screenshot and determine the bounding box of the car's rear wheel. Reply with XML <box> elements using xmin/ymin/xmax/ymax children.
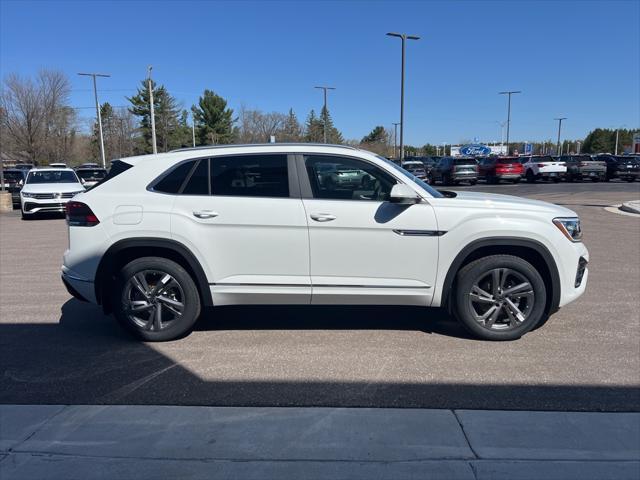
<box><xmin>525</xmin><ymin>170</ymin><xmax>535</xmax><ymax>183</ymax></box>
<box><xmin>454</xmin><ymin>255</ymin><xmax>546</xmax><ymax>341</ymax></box>
<box><xmin>112</xmin><ymin>257</ymin><xmax>201</xmax><ymax>341</ymax></box>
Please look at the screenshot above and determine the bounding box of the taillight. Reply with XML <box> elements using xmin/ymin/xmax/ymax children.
<box><xmin>537</xmin><ymin>163</ymin><xmax>545</xmax><ymax>167</ymax></box>
<box><xmin>66</xmin><ymin>201</ymin><xmax>99</xmax><ymax>227</ymax></box>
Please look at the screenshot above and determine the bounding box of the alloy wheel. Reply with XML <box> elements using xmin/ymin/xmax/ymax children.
<box><xmin>122</xmin><ymin>270</ymin><xmax>185</xmax><ymax>332</ymax></box>
<box><xmin>468</xmin><ymin>268</ymin><xmax>535</xmax><ymax>331</ymax></box>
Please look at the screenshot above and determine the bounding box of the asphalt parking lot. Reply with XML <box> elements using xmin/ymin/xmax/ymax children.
<box><xmin>1</xmin><ymin>181</ymin><xmax>639</xmax><ymax>411</ymax></box>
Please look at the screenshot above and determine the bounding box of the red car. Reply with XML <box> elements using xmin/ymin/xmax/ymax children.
<box><xmin>477</xmin><ymin>156</ymin><xmax>524</xmax><ymax>184</ymax></box>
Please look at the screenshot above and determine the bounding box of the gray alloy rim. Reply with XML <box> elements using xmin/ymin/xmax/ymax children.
<box><xmin>468</xmin><ymin>268</ymin><xmax>535</xmax><ymax>331</ymax></box>
<box><xmin>122</xmin><ymin>270</ymin><xmax>185</xmax><ymax>332</ymax></box>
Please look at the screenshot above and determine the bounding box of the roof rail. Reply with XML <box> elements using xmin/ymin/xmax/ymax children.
<box><xmin>170</xmin><ymin>143</ymin><xmax>359</xmax><ymax>153</ymax></box>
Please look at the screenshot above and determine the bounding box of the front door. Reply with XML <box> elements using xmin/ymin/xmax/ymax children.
<box><xmin>170</xmin><ymin>154</ymin><xmax>311</xmax><ymax>305</ymax></box>
<box><xmin>299</xmin><ymin>154</ymin><xmax>440</xmax><ymax>306</ymax></box>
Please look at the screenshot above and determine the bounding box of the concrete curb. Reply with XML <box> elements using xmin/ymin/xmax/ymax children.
<box><xmin>619</xmin><ymin>200</ymin><xmax>640</xmax><ymax>215</ymax></box>
<box><xmin>1</xmin><ymin>405</ymin><xmax>639</xmax><ymax>479</ymax></box>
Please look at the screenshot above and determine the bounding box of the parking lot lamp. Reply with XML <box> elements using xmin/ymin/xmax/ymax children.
<box><xmin>498</xmin><ymin>91</ymin><xmax>521</xmax><ymax>155</ymax></box>
<box><xmin>314</xmin><ymin>86</ymin><xmax>336</xmax><ymax>143</ymax></box>
<box><xmin>387</xmin><ymin>32</ymin><xmax>420</xmax><ymax>162</ymax></box>
<box><xmin>392</xmin><ymin>122</ymin><xmax>400</xmax><ymax>159</ymax></box>
<box><xmin>78</xmin><ymin>72</ymin><xmax>110</xmax><ymax>168</ymax></box>
<box><xmin>555</xmin><ymin>117</ymin><xmax>567</xmax><ymax>155</ymax></box>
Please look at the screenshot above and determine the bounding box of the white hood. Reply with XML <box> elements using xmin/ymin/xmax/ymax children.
<box><xmin>437</xmin><ymin>191</ymin><xmax>577</xmax><ymax>217</ymax></box>
<box><xmin>21</xmin><ymin>182</ymin><xmax>84</xmax><ymax>194</ymax></box>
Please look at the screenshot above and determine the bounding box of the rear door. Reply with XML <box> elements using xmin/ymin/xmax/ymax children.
<box><xmin>299</xmin><ymin>154</ymin><xmax>439</xmax><ymax>306</ymax></box>
<box><xmin>169</xmin><ymin>154</ymin><xmax>310</xmax><ymax>305</ymax></box>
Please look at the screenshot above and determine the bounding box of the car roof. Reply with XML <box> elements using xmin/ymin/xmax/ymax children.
<box><xmin>29</xmin><ymin>167</ymin><xmax>76</xmax><ymax>173</ymax></box>
<box><xmin>117</xmin><ymin>143</ymin><xmax>369</xmax><ymax>168</ymax></box>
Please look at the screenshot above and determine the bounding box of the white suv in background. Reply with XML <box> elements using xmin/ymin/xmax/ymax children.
<box><xmin>520</xmin><ymin>155</ymin><xmax>567</xmax><ymax>183</ymax></box>
<box><xmin>62</xmin><ymin>144</ymin><xmax>589</xmax><ymax>341</ymax></box>
<box><xmin>20</xmin><ymin>168</ymin><xmax>85</xmax><ymax>219</ymax></box>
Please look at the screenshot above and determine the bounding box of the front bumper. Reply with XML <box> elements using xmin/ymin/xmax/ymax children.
<box><xmin>21</xmin><ymin>196</ymin><xmax>72</xmax><ymax>214</ymax></box>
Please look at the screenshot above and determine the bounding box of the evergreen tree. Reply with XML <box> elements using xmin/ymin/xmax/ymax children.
<box><xmin>191</xmin><ymin>89</ymin><xmax>234</xmax><ymax>145</ymax></box>
<box><xmin>361</xmin><ymin>126</ymin><xmax>388</xmax><ymax>144</ymax></box>
<box><xmin>127</xmin><ymin>79</ymin><xmax>182</xmax><ymax>153</ymax></box>
<box><xmin>319</xmin><ymin>106</ymin><xmax>343</xmax><ymax>144</ymax></box>
<box><xmin>304</xmin><ymin>109</ymin><xmax>324</xmax><ymax>142</ymax></box>
<box><xmin>280</xmin><ymin>108</ymin><xmax>302</xmax><ymax>142</ymax></box>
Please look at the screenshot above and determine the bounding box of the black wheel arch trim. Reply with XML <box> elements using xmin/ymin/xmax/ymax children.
<box><xmin>95</xmin><ymin>238</ymin><xmax>213</xmax><ymax>311</ymax></box>
<box><xmin>441</xmin><ymin>237</ymin><xmax>561</xmax><ymax>315</ymax></box>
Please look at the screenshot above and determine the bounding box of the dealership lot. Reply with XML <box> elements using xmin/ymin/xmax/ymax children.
<box><xmin>0</xmin><ymin>182</ymin><xmax>639</xmax><ymax>411</ymax></box>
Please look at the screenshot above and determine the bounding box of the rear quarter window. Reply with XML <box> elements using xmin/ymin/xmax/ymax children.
<box><xmin>93</xmin><ymin>160</ymin><xmax>133</xmax><ymax>189</ymax></box>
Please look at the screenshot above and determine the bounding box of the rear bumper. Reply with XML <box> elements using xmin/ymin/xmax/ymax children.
<box><xmin>61</xmin><ymin>266</ymin><xmax>97</xmax><ymax>303</ymax></box>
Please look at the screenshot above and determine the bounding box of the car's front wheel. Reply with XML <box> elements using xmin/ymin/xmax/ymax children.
<box><xmin>112</xmin><ymin>257</ymin><xmax>201</xmax><ymax>341</ymax></box>
<box><xmin>454</xmin><ymin>255</ymin><xmax>547</xmax><ymax>340</ymax></box>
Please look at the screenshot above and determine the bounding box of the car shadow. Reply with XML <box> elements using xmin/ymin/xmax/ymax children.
<box><xmin>0</xmin><ymin>298</ymin><xmax>637</xmax><ymax>410</ymax></box>
<box><xmin>196</xmin><ymin>304</ymin><xmax>475</xmax><ymax>340</ymax></box>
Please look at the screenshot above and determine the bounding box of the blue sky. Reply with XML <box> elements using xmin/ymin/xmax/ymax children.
<box><xmin>1</xmin><ymin>0</ymin><xmax>638</xmax><ymax>145</ymax></box>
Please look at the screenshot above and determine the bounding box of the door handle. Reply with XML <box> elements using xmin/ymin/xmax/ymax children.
<box><xmin>192</xmin><ymin>210</ymin><xmax>219</xmax><ymax>219</ymax></box>
<box><xmin>310</xmin><ymin>213</ymin><xmax>336</xmax><ymax>222</ymax></box>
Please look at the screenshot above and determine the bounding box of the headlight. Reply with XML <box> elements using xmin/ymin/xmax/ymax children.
<box><xmin>21</xmin><ymin>192</ymin><xmax>36</xmax><ymax>198</ymax></box>
<box><xmin>553</xmin><ymin>217</ymin><xmax>582</xmax><ymax>242</ymax></box>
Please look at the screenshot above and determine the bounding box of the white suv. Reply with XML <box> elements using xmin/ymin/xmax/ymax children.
<box><xmin>62</xmin><ymin>144</ymin><xmax>589</xmax><ymax>341</ymax></box>
<box><xmin>20</xmin><ymin>168</ymin><xmax>85</xmax><ymax>219</ymax></box>
<box><xmin>520</xmin><ymin>155</ymin><xmax>567</xmax><ymax>183</ymax></box>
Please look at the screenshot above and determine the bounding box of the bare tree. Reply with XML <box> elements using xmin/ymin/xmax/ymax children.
<box><xmin>0</xmin><ymin>70</ymin><xmax>75</xmax><ymax>164</ymax></box>
<box><xmin>236</xmin><ymin>106</ymin><xmax>288</xmax><ymax>143</ymax></box>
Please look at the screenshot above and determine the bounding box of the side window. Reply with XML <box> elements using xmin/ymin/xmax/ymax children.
<box><xmin>305</xmin><ymin>155</ymin><xmax>396</xmax><ymax>201</ymax></box>
<box><xmin>211</xmin><ymin>154</ymin><xmax>289</xmax><ymax>197</ymax></box>
<box><xmin>153</xmin><ymin>160</ymin><xmax>196</xmax><ymax>194</ymax></box>
<box><xmin>182</xmin><ymin>159</ymin><xmax>210</xmax><ymax>195</ymax></box>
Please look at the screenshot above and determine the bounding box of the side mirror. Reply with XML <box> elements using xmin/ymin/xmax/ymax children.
<box><xmin>389</xmin><ymin>184</ymin><xmax>421</xmax><ymax>205</ymax></box>
<box><xmin>18</xmin><ymin>180</ymin><xmax>24</xmax><ymax>187</ymax></box>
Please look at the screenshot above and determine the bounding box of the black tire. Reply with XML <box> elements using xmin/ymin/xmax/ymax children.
<box><xmin>21</xmin><ymin>208</ymin><xmax>30</xmax><ymax>220</ymax></box>
<box><xmin>469</xmin><ymin>180</ymin><xmax>477</xmax><ymax>186</ymax></box>
<box><xmin>551</xmin><ymin>177</ymin><xmax>560</xmax><ymax>183</ymax></box>
<box><xmin>453</xmin><ymin>255</ymin><xmax>547</xmax><ymax>341</ymax></box>
<box><xmin>591</xmin><ymin>177</ymin><xmax>599</xmax><ymax>182</ymax></box>
<box><xmin>525</xmin><ymin>169</ymin><xmax>535</xmax><ymax>183</ymax></box>
<box><xmin>627</xmin><ymin>177</ymin><xmax>635</xmax><ymax>183</ymax></box>
<box><xmin>112</xmin><ymin>257</ymin><xmax>201</xmax><ymax>341</ymax></box>
<box><xmin>512</xmin><ymin>178</ymin><xmax>521</xmax><ymax>184</ymax></box>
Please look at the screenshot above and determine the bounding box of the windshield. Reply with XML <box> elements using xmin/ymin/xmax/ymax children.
<box><xmin>3</xmin><ymin>172</ymin><xmax>24</xmax><ymax>182</ymax></box>
<box><xmin>379</xmin><ymin>156</ymin><xmax>444</xmax><ymax>198</ymax></box>
<box><xmin>77</xmin><ymin>169</ymin><xmax>107</xmax><ymax>180</ymax></box>
<box><xmin>26</xmin><ymin>170</ymin><xmax>79</xmax><ymax>184</ymax></box>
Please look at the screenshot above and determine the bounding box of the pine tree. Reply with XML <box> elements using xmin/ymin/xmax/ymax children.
<box><xmin>127</xmin><ymin>79</ymin><xmax>182</xmax><ymax>153</ymax></box>
<box><xmin>319</xmin><ymin>106</ymin><xmax>343</xmax><ymax>144</ymax></box>
<box><xmin>280</xmin><ymin>108</ymin><xmax>302</xmax><ymax>142</ymax></box>
<box><xmin>361</xmin><ymin>126</ymin><xmax>388</xmax><ymax>144</ymax></box>
<box><xmin>191</xmin><ymin>89</ymin><xmax>235</xmax><ymax>145</ymax></box>
<box><xmin>304</xmin><ymin>109</ymin><xmax>324</xmax><ymax>142</ymax></box>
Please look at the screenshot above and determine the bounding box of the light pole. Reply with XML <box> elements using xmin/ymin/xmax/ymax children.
<box><xmin>147</xmin><ymin>66</ymin><xmax>158</xmax><ymax>154</ymax></box>
<box><xmin>498</xmin><ymin>91</ymin><xmax>521</xmax><ymax>155</ymax></box>
<box><xmin>392</xmin><ymin>122</ymin><xmax>400</xmax><ymax>159</ymax></box>
<box><xmin>554</xmin><ymin>117</ymin><xmax>567</xmax><ymax>155</ymax></box>
<box><xmin>78</xmin><ymin>72</ymin><xmax>110</xmax><ymax>167</ymax></box>
<box><xmin>387</xmin><ymin>32</ymin><xmax>420</xmax><ymax>162</ymax></box>
<box><xmin>314</xmin><ymin>86</ymin><xmax>336</xmax><ymax>143</ymax></box>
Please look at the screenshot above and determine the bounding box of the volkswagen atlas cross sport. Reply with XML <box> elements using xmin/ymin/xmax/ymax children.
<box><xmin>62</xmin><ymin>144</ymin><xmax>589</xmax><ymax>341</ymax></box>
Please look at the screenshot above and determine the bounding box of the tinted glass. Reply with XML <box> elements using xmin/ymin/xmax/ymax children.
<box><xmin>211</xmin><ymin>155</ymin><xmax>289</xmax><ymax>197</ymax></box>
<box><xmin>93</xmin><ymin>160</ymin><xmax>132</xmax><ymax>189</ymax></box>
<box><xmin>306</xmin><ymin>155</ymin><xmax>395</xmax><ymax>201</ymax></box>
<box><xmin>3</xmin><ymin>171</ymin><xmax>24</xmax><ymax>182</ymax></box>
<box><xmin>154</xmin><ymin>161</ymin><xmax>196</xmax><ymax>194</ymax></box>
<box><xmin>77</xmin><ymin>169</ymin><xmax>107</xmax><ymax>180</ymax></box>
<box><xmin>27</xmin><ymin>171</ymin><xmax>79</xmax><ymax>184</ymax></box>
<box><xmin>183</xmin><ymin>159</ymin><xmax>210</xmax><ymax>195</ymax></box>
<box><xmin>455</xmin><ymin>159</ymin><xmax>477</xmax><ymax>165</ymax></box>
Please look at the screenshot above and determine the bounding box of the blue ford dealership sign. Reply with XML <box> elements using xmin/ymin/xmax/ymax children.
<box><xmin>460</xmin><ymin>144</ymin><xmax>491</xmax><ymax>156</ymax></box>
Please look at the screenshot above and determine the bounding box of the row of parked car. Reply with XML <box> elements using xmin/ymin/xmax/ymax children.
<box><xmin>399</xmin><ymin>154</ymin><xmax>640</xmax><ymax>186</ymax></box>
<box><xmin>2</xmin><ymin>162</ymin><xmax>107</xmax><ymax>208</ymax></box>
